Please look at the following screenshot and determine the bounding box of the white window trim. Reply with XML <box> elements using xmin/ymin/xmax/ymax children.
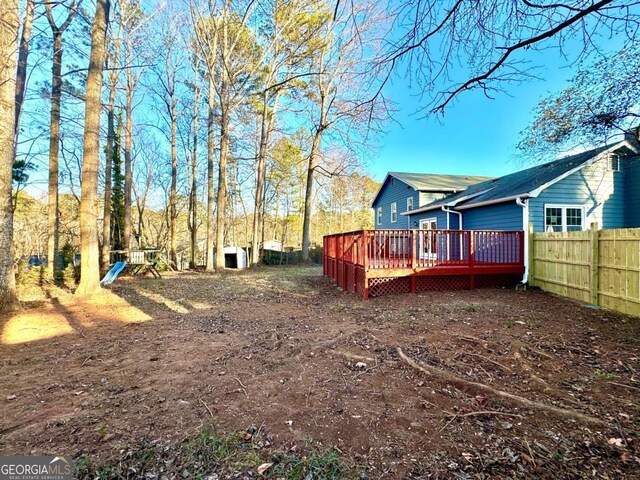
<box><xmin>376</xmin><ymin>207</ymin><xmax>382</xmax><ymax>225</ymax></box>
<box><xmin>544</xmin><ymin>204</ymin><xmax>586</xmax><ymax>232</ymax></box>
<box><xmin>407</xmin><ymin>197</ymin><xmax>413</xmax><ymax>212</ymax></box>
<box><xmin>390</xmin><ymin>202</ymin><xmax>397</xmax><ymax>223</ymax></box>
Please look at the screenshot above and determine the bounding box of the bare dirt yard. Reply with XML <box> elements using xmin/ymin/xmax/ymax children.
<box><xmin>1</xmin><ymin>266</ymin><xmax>639</xmax><ymax>479</ymax></box>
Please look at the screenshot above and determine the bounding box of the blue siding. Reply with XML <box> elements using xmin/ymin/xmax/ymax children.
<box><xmin>462</xmin><ymin>201</ymin><xmax>523</xmax><ymax>231</ymax></box>
<box><xmin>372</xmin><ymin>177</ymin><xmax>421</xmax><ymax>229</ymax></box>
<box><xmin>408</xmin><ymin>209</ymin><xmax>460</xmax><ymax>229</ymax></box>
<box><xmin>529</xmin><ymin>155</ymin><xmax>627</xmax><ymax>231</ymax></box>
<box><xmin>624</xmin><ymin>156</ymin><xmax>640</xmax><ymax>227</ymax></box>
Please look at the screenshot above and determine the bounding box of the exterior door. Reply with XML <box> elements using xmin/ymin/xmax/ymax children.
<box><xmin>419</xmin><ymin>218</ymin><xmax>437</xmax><ymax>259</ymax></box>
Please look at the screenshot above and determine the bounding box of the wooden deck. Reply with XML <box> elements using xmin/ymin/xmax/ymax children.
<box><xmin>323</xmin><ymin>229</ymin><xmax>525</xmax><ymax>299</ymax></box>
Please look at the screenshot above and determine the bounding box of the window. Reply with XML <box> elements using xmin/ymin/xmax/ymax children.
<box><xmin>377</xmin><ymin>207</ymin><xmax>382</xmax><ymax>225</ymax></box>
<box><xmin>407</xmin><ymin>197</ymin><xmax>413</xmax><ymax>212</ymax></box>
<box><xmin>545</xmin><ymin>205</ymin><xmax>585</xmax><ymax>232</ymax></box>
<box><xmin>609</xmin><ymin>154</ymin><xmax>620</xmax><ymax>172</ymax></box>
<box><xmin>391</xmin><ymin>202</ymin><xmax>397</xmax><ymax>223</ymax></box>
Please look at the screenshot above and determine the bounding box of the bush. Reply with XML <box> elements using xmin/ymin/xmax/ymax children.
<box><xmin>60</xmin><ymin>242</ymin><xmax>75</xmax><ymax>269</ymax></box>
<box><xmin>262</xmin><ymin>247</ymin><xmax>323</xmax><ymax>266</ymax></box>
<box><xmin>15</xmin><ymin>261</ymin><xmax>46</xmax><ymax>288</ymax></box>
<box><xmin>60</xmin><ymin>264</ymin><xmax>79</xmax><ymax>290</ymax></box>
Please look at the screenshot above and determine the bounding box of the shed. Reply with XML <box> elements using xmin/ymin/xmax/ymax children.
<box><xmin>222</xmin><ymin>246</ymin><xmax>247</xmax><ymax>269</ymax></box>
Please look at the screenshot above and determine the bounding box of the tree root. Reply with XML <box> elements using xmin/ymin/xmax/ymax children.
<box><xmin>396</xmin><ymin>347</ymin><xmax>606</xmax><ymax>426</ymax></box>
<box><xmin>458</xmin><ymin>352</ymin><xmax>513</xmax><ymax>373</ymax></box>
<box><xmin>330</xmin><ymin>350</ymin><xmax>376</xmax><ymax>363</ymax></box>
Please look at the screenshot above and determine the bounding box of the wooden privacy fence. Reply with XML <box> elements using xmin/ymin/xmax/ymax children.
<box><xmin>530</xmin><ymin>225</ymin><xmax>640</xmax><ymax>316</ymax></box>
<box><xmin>324</xmin><ymin>229</ymin><xmax>524</xmax><ymax>299</ymax></box>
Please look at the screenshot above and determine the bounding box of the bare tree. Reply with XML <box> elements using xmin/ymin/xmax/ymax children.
<box><xmin>118</xmin><ymin>0</ymin><xmax>150</xmax><ymax>252</ymax></box>
<box><xmin>250</xmin><ymin>0</ymin><xmax>326</xmax><ymax>266</ymax></box>
<box><xmin>0</xmin><ymin>0</ymin><xmax>19</xmax><ymax>311</ymax></box>
<box><xmin>44</xmin><ymin>0</ymin><xmax>81</xmax><ymax>279</ymax></box>
<box><xmin>14</xmin><ymin>0</ymin><xmax>34</xmax><ymax>135</ymax></box>
<box><xmin>77</xmin><ymin>0</ymin><xmax>111</xmax><ymax>296</ymax></box>
<box><xmin>148</xmin><ymin>4</ymin><xmax>186</xmax><ymax>268</ymax></box>
<box><xmin>190</xmin><ymin>0</ymin><xmax>219</xmax><ymax>270</ymax></box>
<box><xmin>375</xmin><ymin>0</ymin><xmax>640</xmax><ymax>115</ymax></box>
<box><xmin>188</xmin><ymin>51</ymin><xmax>201</xmax><ymax>268</ymax></box>
<box><xmin>101</xmin><ymin>13</ymin><xmax>123</xmax><ymax>270</ymax></box>
<box><xmin>301</xmin><ymin>1</ymin><xmax>387</xmax><ymax>261</ymax></box>
<box><xmin>202</xmin><ymin>0</ymin><xmax>267</xmax><ymax>270</ymax></box>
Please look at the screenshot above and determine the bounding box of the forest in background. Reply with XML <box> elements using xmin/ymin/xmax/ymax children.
<box><xmin>1</xmin><ymin>0</ymin><xmax>638</xmax><ymax>307</ymax></box>
<box><xmin>10</xmin><ymin>0</ymin><xmax>385</xmax><ymax>276</ymax></box>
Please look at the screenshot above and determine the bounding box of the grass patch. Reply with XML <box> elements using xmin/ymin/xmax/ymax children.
<box><xmin>76</xmin><ymin>426</ymin><xmax>359</xmax><ymax>479</ymax></box>
<box><xmin>594</xmin><ymin>368</ymin><xmax>617</xmax><ymax>380</ymax></box>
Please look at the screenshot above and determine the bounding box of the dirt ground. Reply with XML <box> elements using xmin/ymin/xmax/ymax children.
<box><xmin>1</xmin><ymin>266</ymin><xmax>639</xmax><ymax>479</ymax></box>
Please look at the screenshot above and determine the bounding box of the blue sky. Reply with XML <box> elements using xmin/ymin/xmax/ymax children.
<box><xmin>369</xmin><ymin>41</ymin><xmax>620</xmax><ymax>182</ymax></box>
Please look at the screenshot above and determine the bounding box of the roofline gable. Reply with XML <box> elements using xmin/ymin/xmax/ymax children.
<box><xmin>370</xmin><ymin>173</ymin><xmax>416</xmax><ymax>208</ymax></box>
<box><xmin>528</xmin><ymin>140</ymin><xmax>636</xmax><ymax>198</ymax></box>
<box><xmin>455</xmin><ymin>140</ymin><xmax>636</xmax><ymax>211</ymax></box>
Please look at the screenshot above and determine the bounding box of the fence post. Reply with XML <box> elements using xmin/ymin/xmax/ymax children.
<box><xmin>528</xmin><ymin>223</ymin><xmax>534</xmax><ymax>287</ymax></box>
<box><xmin>590</xmin><ymin>222</ymin><xmax>599</xmax><ymax>305</ymax></box>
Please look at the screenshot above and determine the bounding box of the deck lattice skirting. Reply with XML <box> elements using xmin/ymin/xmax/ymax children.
<box><xmin>323</xmin><ymin>229</ymin><xmax>525</xmax><ymax>300</ymax></box>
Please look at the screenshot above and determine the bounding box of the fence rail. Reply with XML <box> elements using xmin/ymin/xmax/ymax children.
<box><xmin>530</xmin><ymin>225</ymin><xmax>640</xmax><ymax>317</ymax></box>
<box><xmin>324</xmin><ymin>229</ymin><xmax>524</xmax><ymax>299</ymax></box>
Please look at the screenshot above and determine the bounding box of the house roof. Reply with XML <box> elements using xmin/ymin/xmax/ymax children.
<box><xmin>389</xmin><ymin>172</ymin><xmax>494</xmax><ymax>192</ymax></box>
<box><xmin>371</xmin><ymin>172</ymin><xmax>494</xmax><ymax>207</ymax></box>
<box><xmin>403</xmin><ymin>141</ymin><xmax>636</xmax><ymax>215</ymax></box>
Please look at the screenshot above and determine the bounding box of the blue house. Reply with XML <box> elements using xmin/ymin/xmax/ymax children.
<box><xmin>371</xmin><ymin>172</ymin><xmax>493</xmax><ymax>230</ymax></box>
<box><xmin>372</xmin><ymin>139</ymin><xmax>640</xmax><ymax>235</ymax></box>
<box><xmin>371</xmin><ymin>139</ymin><xmax>640</xmax><ymax>285</ymax></box>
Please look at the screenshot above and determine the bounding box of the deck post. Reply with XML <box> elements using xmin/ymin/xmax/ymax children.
<box><xmin>411</xmin><ymin>230</ymin><xmax>417</xmax><ymax>269</ymax></box>
<box><xmin>469</xmin><ymin>231</ymin><xmax>475</xmax><ymax>289</ymax></box>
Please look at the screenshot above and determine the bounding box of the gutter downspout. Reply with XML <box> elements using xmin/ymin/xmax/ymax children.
<box><xmin>516</xmin><ymin>197</ymin><xmax>529</xmax><ymax>284</ymax></box>
<box><xmin>441</xmin><ymin>206</ymin><xmax>462</xmax><ymax>229</ymax></box>
<box><xmin>442</xmin><ymin>206</ymin><xmax>463</xmax><ymax>261</ymax></box>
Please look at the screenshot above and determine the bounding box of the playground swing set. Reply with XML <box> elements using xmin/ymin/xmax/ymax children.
<box><xmin>100</xmin><ymin>249</ymin><xmax>171</xmax><ymax>286</ymax></box>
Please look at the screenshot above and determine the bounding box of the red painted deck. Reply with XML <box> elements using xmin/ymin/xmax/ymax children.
<box><xmin>323</xmin><ymin>229</ymin><xmax>525</xmax><ymax>299</ymax></box>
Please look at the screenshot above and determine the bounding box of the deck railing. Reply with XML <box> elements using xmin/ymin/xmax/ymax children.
<box><xmin>324</xmin><ymin>229</ymin><xmax>524</xmax><ymax>272</ymax></box>
<box><xmin>323</xmin><ymin>229</ymin><xmax>525</xmax><ymax>299</ymax></box>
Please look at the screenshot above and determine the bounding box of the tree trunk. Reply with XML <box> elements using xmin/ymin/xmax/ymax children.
<box><xmin>251</xmin><ymin>91</ymin><xmax>269</xmax><ymax>266</ymax></box>
<box><xmin>14</xmin><ymin>0</ymin><xmax>33</xmax><ymax>135</ymax></box>
<box><xmin>205</xmin><ymin>78</ymin><xmax>215</xmax><ymax>270</ymax></box>
<box><xmin>46</xmin><ymin>31</ymin><xmax>63</xmax><ymax>279</ymax></box>
<box><xmin>251</xmin><ymin>90</ymin><xmax>280</xmax><ymax>266</ymax></box>
<box><xmin>0</xmin><ymin>0</ymin><xmax>19</xmax><ymax>311</ymax></box>
<box><xmin>124</xmin><ymin>70</ymin><xmax>133</xmax><ymax>252</ymax></box>
<box><xmin>169</xmin><ymin>102</ymin><xmax>177</xmax><ymax>268</ymax></box>
<box><xmin>101</xmin><ymin>63</ymin><xmax>116</xmax><ymax>270</ymax></box>
<box><xmin>215</xmin><ymin>82</ymin><xmax>229</xmax><ymax>270</ymax></box>
<box><xmin>301</xmin><ymin>126</ymin><xmax>323</xmax><ymax>262</ymax></box>
<box><xmin>77</xmin><ymin>0</ymin><xmax>110</xmax><ymax>296</ymax></box>
<box><xmin>190</xmin><ymin>71</ymin><xmax>200</xmax><ymax>269</ymax></box>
